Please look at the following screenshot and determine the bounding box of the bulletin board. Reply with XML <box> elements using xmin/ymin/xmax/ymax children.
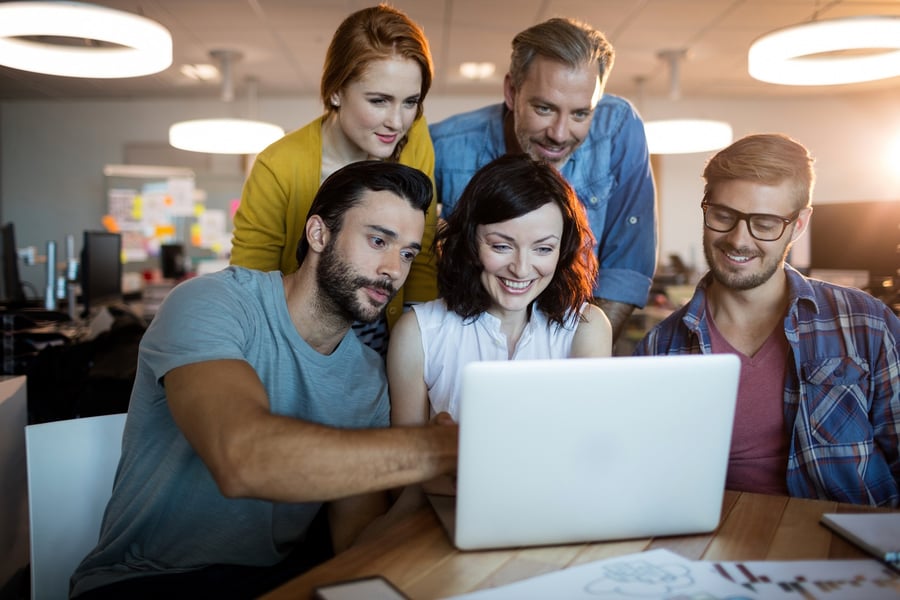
<box><xmin>103</xmin><ymin>164</ymin><xmax>232</xmax><ymax>263</ymax></box>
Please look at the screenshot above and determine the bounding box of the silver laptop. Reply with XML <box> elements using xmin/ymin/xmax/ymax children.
<box><xmin>431</xmin><ymin>354</ymin><xmax>741</xmax><ymax>550</ymax></box>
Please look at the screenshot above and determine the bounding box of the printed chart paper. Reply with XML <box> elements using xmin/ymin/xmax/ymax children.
<box><xmin>444</xmin><ymin>550</ymin><xmax>900</xmax><ymax>599</ymax></box>
<box><xmin>711</xmin><ymin>559</ymin><xmax>900</xmax><ymax>599</ymax></box>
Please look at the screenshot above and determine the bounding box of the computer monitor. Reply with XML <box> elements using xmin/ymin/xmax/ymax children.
<box><xmin>160</xmin><ymin>243</ymin><xmax>186</xmax><ymax>279</ymax></box>
<box><xmin>809</xmin><ymin>201</ymin><xmax>900</xmax><ymax>282</ymax></box>
<box><xmin>80</xmin><ymin>231</ymin><xmax>122</xmax><ymax>318</ymax></box>
<box><xmin>0</xmin><ymin>222</ymin><xmax>27</xmax><ymax>308</ymax></box>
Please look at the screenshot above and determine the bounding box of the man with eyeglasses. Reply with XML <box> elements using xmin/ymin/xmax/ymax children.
<box><xmin>634</xmin><ymin>133</ymin><xmax>899</xmax><ymax>507</ymax></box>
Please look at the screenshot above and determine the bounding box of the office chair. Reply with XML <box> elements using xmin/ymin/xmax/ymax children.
<box><xmin>25</xmin><ymin>413</ymin><xmax>127</xmax><ymax>600</ymax></box>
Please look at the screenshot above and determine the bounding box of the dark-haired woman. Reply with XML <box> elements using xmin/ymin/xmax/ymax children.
<box><xmin>388</xmin><ymin>154</ymin><xmax>612</xmax><ymax>425</ymax></box>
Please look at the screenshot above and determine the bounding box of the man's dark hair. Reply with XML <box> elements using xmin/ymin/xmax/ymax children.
<box><xmin>438</xmin><ymin>154</ymin><xmax>597</xmax><ymax>326</ymax></box>
<box><xmin>296</xmin><ymin>161</ymin><xmax>433</xmax><ymax>267</ymax></box>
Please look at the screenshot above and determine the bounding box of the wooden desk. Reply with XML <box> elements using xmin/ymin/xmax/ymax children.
<box><xmin>262</xmin><ymin>491</ymin><xmax>896</xmax><ymax>600</ymax></box>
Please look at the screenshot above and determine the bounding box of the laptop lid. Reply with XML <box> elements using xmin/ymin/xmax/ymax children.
<box><xmin>447</xmin><ymin>354</ymin><xmax>740</xmax><ymax>550</ymax></box>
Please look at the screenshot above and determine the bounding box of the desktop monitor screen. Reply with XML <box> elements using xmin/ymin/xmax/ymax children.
<box><xmin>80</xmin><ymin>231</ymin><xmax>122</xmax><ymax>317</ymax></box>
<box><xmin>809</xmin><ymin>201</ymin><xmax>900</xmax><ymax>281</ymax></box>
<box><xmin>0</xmin><ymin>222</ymin><xmax>27</xmax><ymax>307</ymax></box>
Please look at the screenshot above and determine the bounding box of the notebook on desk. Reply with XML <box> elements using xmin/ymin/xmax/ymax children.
<box><xmin>430</xmin><ymin>354</ymin><xmax>741</xmax><ymax>551</ymax></box>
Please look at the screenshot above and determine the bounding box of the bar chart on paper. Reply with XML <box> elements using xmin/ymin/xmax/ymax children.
<box><xmin>711</xmin><ymin>560</ymin><xmax>900</xmax><ymax>599</ymax></box>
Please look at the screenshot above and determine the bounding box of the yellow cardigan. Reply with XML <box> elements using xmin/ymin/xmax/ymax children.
<box><xmin>231</xmin><ymin>116</ymin><xmax>438</xmax><ymax>328</ymax></box>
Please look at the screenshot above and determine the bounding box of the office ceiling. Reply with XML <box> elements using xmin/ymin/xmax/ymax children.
<box><xmin>1</xmin><ymin>0</ymin><xmax>900</xmax><ymax>102</ymax></box>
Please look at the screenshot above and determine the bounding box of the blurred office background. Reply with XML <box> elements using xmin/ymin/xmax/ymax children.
<box><xmin>1</xmin><ymin>0</ymin><xmax>898</xmax><ymax>299</ymax></box>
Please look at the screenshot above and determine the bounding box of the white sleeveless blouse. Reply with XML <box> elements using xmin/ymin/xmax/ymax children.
<box><xmin>412</xmin><ymin>299</ymin><xmax>584</xmax><ymax>419</ymax></box>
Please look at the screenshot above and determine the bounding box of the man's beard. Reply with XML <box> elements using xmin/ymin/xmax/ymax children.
<box><xmin>516</xmin><ymin>129</ymin><xmax>576</xmax><ymax>170</ymax></box>
<box><xmin>703</xmin><ymin>237</ymin><xmax>788</xmax><ymax>292</ymax></box>
<box><xmin>316</xmin><ymin>240</ymin><xmax>397</xmax><ymax>324</ymax></box>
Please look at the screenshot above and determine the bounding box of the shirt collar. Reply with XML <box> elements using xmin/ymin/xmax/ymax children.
<box><xmin>502</xmin><ymin>105</ymin><xmax>520</xmax><ymax>154</ymax></box>
<box><xmin>783</xmin><ymin>263</ymin><xmax>820</xmax><ymax>314</ymax></box>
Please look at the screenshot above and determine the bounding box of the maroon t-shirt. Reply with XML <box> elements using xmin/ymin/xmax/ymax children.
<box><xmin>708</xmin><ymin>308</ymin><xmax>790</xmax><ymax>495</ymax></box>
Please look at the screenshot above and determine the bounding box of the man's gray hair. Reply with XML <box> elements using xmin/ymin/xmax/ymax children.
<box><xmin>508</xmin><ymin>17</ymin><xmax>615</xmax><ymax>89</ymax></box>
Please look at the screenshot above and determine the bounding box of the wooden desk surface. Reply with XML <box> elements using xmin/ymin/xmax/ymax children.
<box><xmin>262</xmin><ymin>491</ymin><xmax>895</xmax><ymax>600</ymax></box>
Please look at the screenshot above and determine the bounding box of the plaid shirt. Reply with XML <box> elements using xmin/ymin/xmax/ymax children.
<box><xmin>635</xmin><ymin>265</ymin><xmax>900</xmax><ymax>506</ymax></box>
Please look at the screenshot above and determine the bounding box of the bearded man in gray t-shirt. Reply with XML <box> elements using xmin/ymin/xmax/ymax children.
<box><xmin>71</xmin><ymin>161</ymin><xmax>457</xmax><ymax>599</ymax></box>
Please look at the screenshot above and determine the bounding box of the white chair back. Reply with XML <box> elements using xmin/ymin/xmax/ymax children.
<box><xmin>25</xmin><ymin>413</ymin><xmax>127</xmax><ymax>600</ymax></box>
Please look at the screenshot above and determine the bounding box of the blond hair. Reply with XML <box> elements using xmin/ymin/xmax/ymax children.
<box><xmin>703</xmin><ymin>133</ymin><xmax>816</xmax><ymax>210</ymax></box>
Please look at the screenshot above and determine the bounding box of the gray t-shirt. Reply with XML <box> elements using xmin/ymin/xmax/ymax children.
<box><xmin>71</xmin><ymin>267</ymin><xmax>389</xmax><ymax>596</ymax></box>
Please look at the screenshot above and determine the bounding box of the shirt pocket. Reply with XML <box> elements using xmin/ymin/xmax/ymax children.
<box><xmin>576</xmin><ymin>176</ymin><xmax>613</xmax><ymax>245</ymax></box>
<box><xmin>578</xmin><ymin>175</ymin><xmax>614</xmax><ymax>212</ymax></box>
<box><xmin>801</xmin><ymin>357</ymin><xmax>872</xmax><ymax>444</ymax></box>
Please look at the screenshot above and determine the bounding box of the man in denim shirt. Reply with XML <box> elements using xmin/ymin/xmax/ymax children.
<box><xmin>430</xmin><ymin>17</ymin><xmax>657</xmax><ymax>342</ymax></box>
<box><xmin>635</xmin><ymin>134</ymin><xmax>899</xmax><ymax>507</ymax></box>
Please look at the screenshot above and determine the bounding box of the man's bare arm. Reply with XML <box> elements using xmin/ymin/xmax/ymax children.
<box><xmin>165</xmin><ymin>359</ymin><xmax>457</xmax><ymax>504</ymax></box>
<box><xmin>594</xmin><ymin>298</ymin><xmax>636</xmax><ymax>344</ymax></box>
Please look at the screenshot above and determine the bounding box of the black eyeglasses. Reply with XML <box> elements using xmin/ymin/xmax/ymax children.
<box><xmin>701</xmin><ymin>202</ymin><xmax>801</xmax><ymax>242</ymax></box>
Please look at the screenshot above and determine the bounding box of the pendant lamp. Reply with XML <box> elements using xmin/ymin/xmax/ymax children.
<box><xmin>749</xmin><ymin>15</ymin><xmax>900</xmax><ymax>86</ymax></box>
<box><xmin>643</xmin><ymin>50</ymin><xmax>733</xmax><ymax>155</ymax></box>
<box><xmin>168</xmin><ymin>50</ymin><xmax>285</xmax><ymax>155</ymax></box>
<box><xmin>0</xmin><ymin>1</ymin><xmax>172</xmax><ymax>78</ymax></box>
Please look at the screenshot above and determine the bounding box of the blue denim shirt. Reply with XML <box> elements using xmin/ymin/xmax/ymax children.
<box><xmin>429</xmin><ymin>97</ymin><xmax>657</xmax><ymax>307</ymax></box>
<box><xmin>634</xmin><ymin>265</ymin><xmax>900</xmax><ymax>507</ymax></box>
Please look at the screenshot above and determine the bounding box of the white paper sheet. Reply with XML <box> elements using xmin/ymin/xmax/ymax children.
<box><xmin>444</xmin><ymin>550</ymin><xmax>900</xmax><ymax>600</ymax></box>
<box><xmin>710</xmin><ymin>559</ymin><xmax>900</xmax><ymax>599</ymax></box>
<box><xmin>444</xmin><ymin>549</ymin><xmax>755</xmax><ymax>599</ymax></box>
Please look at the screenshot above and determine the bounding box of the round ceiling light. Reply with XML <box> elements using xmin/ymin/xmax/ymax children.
<box><xmin>644</xmin><ymin>119</ymin><xmax>733</xmax><ymax>155</ymax></box>
<box><xmin>0</xmin><ymin>1</ymin><xmax>172</xmax><ymax>78</ymax></box>
<box><xmin>748</xmin><ymin>16</ymin><xmax>900</xmax><ymax>86</ymax></box>
<box><xmin>169</xmin><ymin>119</ymin><xmax>285</xmax><ymax>155</ymax></box>
<box><xmin>459</xmin><ymin>62</ymin><xmax>496</xmax><ymax>80</ymax></box>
